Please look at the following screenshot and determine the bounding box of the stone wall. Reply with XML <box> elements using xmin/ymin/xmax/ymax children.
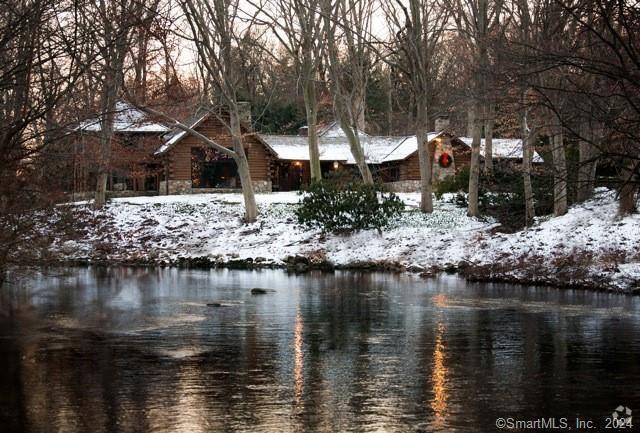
<box><xmin>385</xmin><ymin>180</ymin><xmax>421</xmax><ymax>193</ymax></box>
<box><xmin>432</xmin><ymin>158</ymin><xmax>456</xmax><ymax>181</ymax></box>
<box><xmin>252</xmin><ymin>180</ymin><xmax>272</xmax><ymax>193</ymax></box>
<box><xmin>165</xmin><ymin>180</ymin><xmax>192</xmax><ymax>194</ymax></box>
<box><xmin>432</xmin><ymin>136</ymin><xmax>457</xmax><ymax>181</ymax></box>
<box><xmin>160</xmin><ymin>179</ymin><xmax>273</xmax><ymax>195</ymax></box>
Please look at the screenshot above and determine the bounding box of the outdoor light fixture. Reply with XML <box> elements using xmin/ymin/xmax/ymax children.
<box><xmin>333</xmin><ymin>161</ymin><xmax>339</xmax><ymax>170</ymax></box>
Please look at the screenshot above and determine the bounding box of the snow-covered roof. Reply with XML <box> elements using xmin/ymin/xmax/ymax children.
<box><xmin>77</xmin><ymin>101</ymin><xmax>169</xmax><ymax>134</ymax></box>
<box><xmin>458</xmin><ymin>137</ymin><xmax>544</xmax><ymax>163</ymax></box>
<box><xmin>155</xmin><ymin>110</ymin><xmax>543</xmax><ymax>164</ymax></box>
<box><xmin>260</xmin><ymin>131</ymin><xmax>543</xmax><ymax>164</ymax></box>
<box><xmin>155</xmin><ymin>114</ymin><xmax>208</xmax><ymax>155</ymax></box>
<box><xmin>317</xmin><ymin>121</ymin><xmax>370</xmax><ymax>138</ymax></box>
<box><xmin>259</xmin><ymin>134</ymin><xmax>416</xmax><ymax>164</ymax></box>
<box><xmin>382</xmin><ymin>133</ymin><xmax>443</xmax><ymax>162</ymax></box>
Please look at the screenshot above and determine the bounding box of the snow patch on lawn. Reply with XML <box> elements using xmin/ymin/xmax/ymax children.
<box><xmin>51</xmin><ymin>188</ymin><xmax>640</xmax><ymax>292</ymax></box>
<box><xmin>468</xmin><ymin>188</ymin><xmax>640</xmax><ymax>263</ymax></box>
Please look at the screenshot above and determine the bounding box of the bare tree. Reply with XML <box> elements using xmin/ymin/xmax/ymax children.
<box><xmin>576</xmin><ymin>117</ymin><xmax>600</xmax><ymax>202</ymax></box>
<box><xmin>508</xmin><ymin>0</ymin><xmax>639</xmax><ymax>216</ymax></box>
<box><xmin>521</xmin><ymin>114</ymin><xmax>536</xmax><ymax>226</ymax></box>
<box><xmin>129</xmin><ymin>0</ymin><xmax>163</xmax><ymax>103</ymax></box>
<box><xmin>261</xmin><ymin>0</ymin><xmax>325</xmax><ymax>180</ymax></box>
<box><xmin>0</xmin><ymin>0</ymin><xmax>84</xmax><ymax>282</ymax></box>
<box><xmin>381</xmin><ymin>0</ymin><xmax>449</xmax><ymax>212</ymax></box>
<box><xmin>484</xmin><ymin>103</ymin><xmax>494</xmax><ymax>172</ymax></box>
<box><xmin>550</xmin><ymin>120</ymin><xmax>568</xmax><ymax>216</ymax></box>
<box><xmin>75</xmin><ymin>0</ymin><xmax>140</xmax><ymax>208</ymax></box>
<box><xmin>177</xmin><ymin>0</ymin><xmax>262</xmax><ymax>222</ymax></box>
<box><xmin>322</xmin><ymin>0</ymin><xmax>374</xmax><ymax>184</ymax></box>
<box><xmin>509</xmin><ymin>0</ymin><xmax>537</xmax><ymax>225</ymax></box>
<box><xmin>445</xmin><ymin>0</ymin><xmax>504</xmax><ymax>216</ymax></box>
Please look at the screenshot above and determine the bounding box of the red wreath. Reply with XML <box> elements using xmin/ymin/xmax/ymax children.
<box><xmin>438</xmin><ymin>152</ymin><xmax>453</xmax><ymax>168</ymax></box>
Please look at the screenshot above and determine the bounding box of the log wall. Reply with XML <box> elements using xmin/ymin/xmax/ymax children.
<box><xmin>164</xmin><ymin>116</ymin><xmax>272</xmax><ymax>183</ymax></box>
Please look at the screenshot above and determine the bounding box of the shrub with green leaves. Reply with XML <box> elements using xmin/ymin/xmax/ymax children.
<box><xmin>452</xmin><ymin>162</ymin><xmax>554</xmax><ymax>231</ymax></box>
<box><xmin>435</xmin><ymin>167</ymin><xmax>470</xmax><ymax>199</ymax></box>
<box><xmin>295</xmin><ymin>179</ymin><xmax>404</xmax><ymax>233</ymax></box>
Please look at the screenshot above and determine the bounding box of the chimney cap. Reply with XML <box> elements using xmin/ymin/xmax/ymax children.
<box><xmin>434</xmin><ymin>114</ymin><xmax>451</xmax><ymax>132</ymax></box>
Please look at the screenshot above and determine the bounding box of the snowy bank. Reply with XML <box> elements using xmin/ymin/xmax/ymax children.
<box><xmin>51</xmin><ymin>189</ymin><xmax>640</xmax><ymax>293</ymax></box>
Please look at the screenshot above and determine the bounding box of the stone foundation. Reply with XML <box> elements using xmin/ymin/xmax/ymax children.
<box><xmin>161</xmin><ymin>179</ymin><xmax>273</xmax><ymax>195</ymax></box>
<box><xmin>385</xmin><ymin>180</ymin><xmax>421</xmax><ymax>193</ymax></box>
<box><xmin>252</xmin><ymin>180</ymin><xmax>272</xmax><ymax>193</ymax></box>
<box><xmin>162</xmin><ymin>180</ymin><xmax>192</xmax><ymax>194</ymax></box>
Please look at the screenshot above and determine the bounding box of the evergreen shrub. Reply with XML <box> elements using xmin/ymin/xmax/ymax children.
<box><xmin>295</xmin><ymin>176</ymin><xmax>404</xmax><ymax>233</ymax></box>
<box><xmin>435</xmin><ymin>167</ymin><xmax>470</xmax><ymax>199</ymax></box>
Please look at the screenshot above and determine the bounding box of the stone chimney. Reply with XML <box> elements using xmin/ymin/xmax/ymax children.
<box><xmin>237</xmin><ymin>101</ymin><xmax>252</xmax><ymax>130</ymax></box>
<box><xmin>434</xmin><ymin>114</ymin><xmax>450</xmax><ymax>132</ymax></box>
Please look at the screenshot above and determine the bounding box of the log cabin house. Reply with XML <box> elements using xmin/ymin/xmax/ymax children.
<box><xmin>70</xmin><ymin>102</ymin><xmax>542</xmax><ymax>196</ymax></box>
<box><xmin>155</xmin><ymin>111</ymin><xmax>543</xmax><ymax>194</ymax></box>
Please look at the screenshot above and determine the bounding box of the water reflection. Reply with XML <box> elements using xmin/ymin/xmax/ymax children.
<box><xmin>0</xmin><ymin>267</ymin><xmax>639</xmax><ymax>433</ymax></box>
<box><xmin>293</xmin><ymin>309</ymin><xmax>304</xmax><ymax>409</ymax></box>
<box><xmin>431</xmin><ymin>322</ymin><xmax>448</xmax><ymax>428</ymax></box>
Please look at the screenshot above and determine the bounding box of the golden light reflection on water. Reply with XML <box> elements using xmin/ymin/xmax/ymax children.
<box><xmin>431</xmin><ymin>321</ymin><xmax>448</xmax><ymax>429</ymax></box>
<box><xmin>432</xmin><ymin>293</ymin><xmax>448</xmax><ymax>308</ymax></box>
<box><xmin>294</xmin><ymin>309</ymin><xmax>304</xmax><ymax>407</ymax></box>
<box><xmin>165</xmin><ymin>364</ymin><xmax>210</xmax><ymax>433</ymax></box>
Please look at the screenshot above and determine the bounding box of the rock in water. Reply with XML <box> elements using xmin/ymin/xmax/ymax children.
<box><xmin>250</xmin><ymin>288</ymin><xmax>274</xmax><ymax>295</ymax></box>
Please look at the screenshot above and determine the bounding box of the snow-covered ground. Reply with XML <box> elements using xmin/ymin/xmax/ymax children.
<box><xmin>52</xmin><ymin>188</ymin><xmax>640</xmax><ymax>293</ymax></box>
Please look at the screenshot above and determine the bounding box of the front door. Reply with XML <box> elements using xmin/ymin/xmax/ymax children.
<box><xmin>277</xmin><ymin>162</ymin><xmax>303</xmax><ymax>191</ymax></box>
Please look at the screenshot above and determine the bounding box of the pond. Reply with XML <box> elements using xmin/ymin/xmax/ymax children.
<box><xmin>0</xmin><ymin>267</ymin><xmax>638</xmax><ymax>432</ymax></box>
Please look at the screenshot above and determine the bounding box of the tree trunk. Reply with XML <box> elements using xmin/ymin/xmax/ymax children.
<box><xmin>467</xmin><ymin>100</ymin><xmax>482</xmax><ymax>217</ymax></box>
<box><xmin>484</xmin><ymin>103</ymin><xmax>494</xmax><ymax>173</ymax></box>
<box><xmin>416</xmin><ymin>101</ymin><xmax>433</xmax><ymax>213</ymax></box>
<box><xmin>336</xmin><ymin>108</ymin><xmax>373</xmax><ymax>184</ymax></box>
<box><xmin>230</xmin><ymin>111</ymin><xmax>258</xmax><ymax>223</ymax></box>
<box><xmin>552</xmin><ymin>130</ymin><xmax>568</xmax><ymax>216</ymax></box>
<box><xmin>387</xmin><ymin>69</ymin><xmax>393</xmax><ymax>135</ymax></box>
<box><xmin>618</xmin><ymin>160</ymin><xmax>638</xmax><ymax>216</ymax></box>
<box><xmin>466</xmin><ymin>101</ymin><xmax>475</xmax><ymax>137</ymax></box>
<box><xmin>522</xmin><ymin>104</ymin><xmax>535</xmax><ymax>226</ymax></box>
<box><xmin>95</xmin><ymin>173</ymin><xmax>109</xmax><ymax>208</ymax></box>
<box><xmin>303</xmin><ymin>74</ymin><xmax>322</xmax><ymax>181</ymax></box>
<box><xmin>94</xmin><ymin>13</ymin><xmax>128</xmax><ymax>209</ymax></box>
<box><xmin>94</xmin><ymin>87</ymin><xmax>117</xmax><ymax>209</ymax></box>
<box><xmin>236</xmin><ymin>154</ymin><xmax>258</xmax><ymax>222</ymax></box>
<box><xmin>618</xmin><ymin>182</ymin><xmax>638</xmax><ymax>216</ymax></box>
<box><xmin>351</xmin><ymin>87</ymin><xmax>366</xmax><ymax>132</ymax></box>
<box><xmin>576</xmin><ymin>120</ymin><xmax>598</xmax><ymax>202</ymax></box>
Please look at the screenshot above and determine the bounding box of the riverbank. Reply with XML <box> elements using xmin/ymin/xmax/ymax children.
<box><xmin>50</xmin><ymin>188</ymin><xmax>640</xmax><ymax>293</ymax></box>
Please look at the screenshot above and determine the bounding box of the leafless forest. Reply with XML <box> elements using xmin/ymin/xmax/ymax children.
<box><xmin>1</xmin><ymin>0</ymin><xmax>638</xmax><ymax>275</ymax></box>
